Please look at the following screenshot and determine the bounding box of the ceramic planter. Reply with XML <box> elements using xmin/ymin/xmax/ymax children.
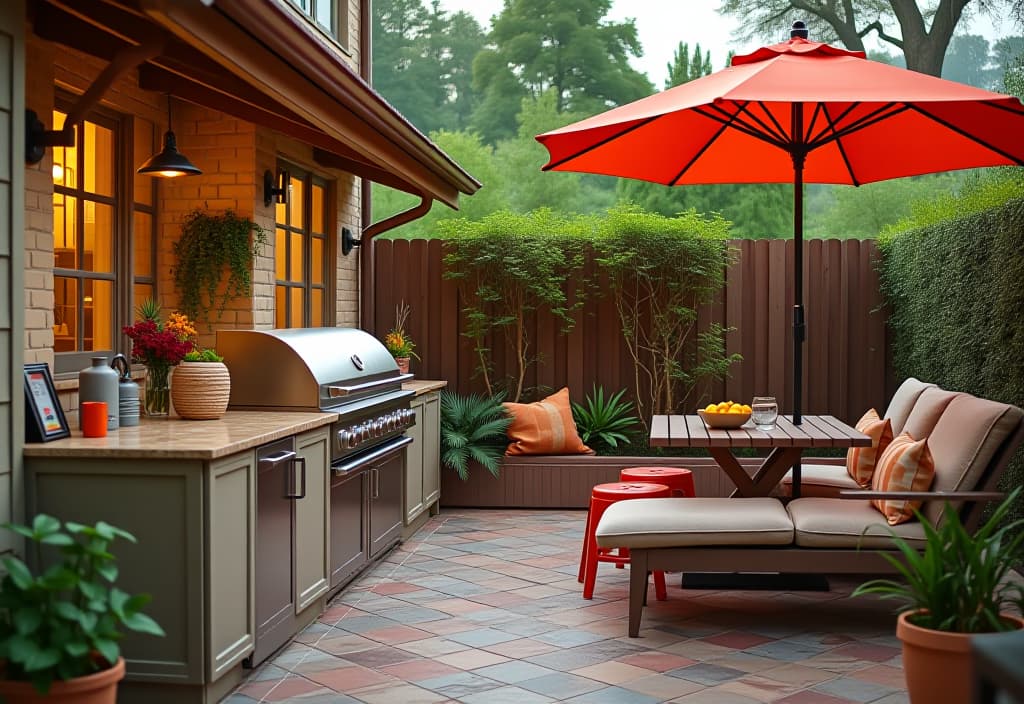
<box><xmin>394</xmin><ymin>356</ymin><xmax>411</xmax><ymax>375</ymax></box>
<box><xmin>897</xmin><ymin>610</ymin><xmax>1024</xmax><ymax>704</ymax></box>
<box><xmin>171</xmin><ymin>361</ymin><xmax>231</xmax><ymax>420</ymax></box>
<box><xmin>0</xmin><ymin>657</ymin><xmax>124</xmax><ymax>704</ymax></box>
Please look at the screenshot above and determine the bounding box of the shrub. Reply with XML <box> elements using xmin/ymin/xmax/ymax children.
<box><xmin>571</xmin><ymin>385</ymin><xmax>640</xmax><ymax>454</ymax></box>
<box><xmin>440</xmin><ymin>392</ymin><xmax>512</xmax><ymax>480</ymax></box>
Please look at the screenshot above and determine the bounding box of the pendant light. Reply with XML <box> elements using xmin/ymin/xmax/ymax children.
<box><xmin>137</xmin><ymin>95</ymin><xmax>201</xmax><ymax>178</ymax></box>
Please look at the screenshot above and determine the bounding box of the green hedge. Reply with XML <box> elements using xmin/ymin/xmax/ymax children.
<box><xmin>878</xmin><ymin>186</ymin><xmax>1024</xmax><ymax>525</ymax></box>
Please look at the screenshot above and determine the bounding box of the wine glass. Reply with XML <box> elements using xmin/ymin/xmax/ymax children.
<box><xmin>751</xmin><ymin>396</ymin><xmax>778</xmax><ymax>431</ymax></box>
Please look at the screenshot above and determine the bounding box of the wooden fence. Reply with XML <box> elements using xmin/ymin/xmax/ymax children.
<box><xmin>371</xmin><ymin>238</ymin><xmax>891</xmax><ymax>425</ymax></box>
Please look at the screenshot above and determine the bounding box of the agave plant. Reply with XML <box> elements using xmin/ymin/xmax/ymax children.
<box><xmin>571</xmin><ymin>385</ymin><xmax>640</xmax><ymax>453</ymax></box>
<box><xmin>440</xmin><ymin>392</ymin><xmax>512</xmax><ymax>480</ymax></box>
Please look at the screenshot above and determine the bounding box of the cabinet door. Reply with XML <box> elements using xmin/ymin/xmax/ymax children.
<box><xmin>330</xmin><ymin>471</ymin><xmax>367</xmax><ymax>590</ymax></box>
<box><xmin>422</xmin><ymin>393</ymin><xmax>441</xmax><ymax>508</ymax></box>
<box><xmin>369</xmin><ymin>454</ymin><xmax>404</xmax><ymax>558</ymax></box>
<box><xmin>404</xmin><ymin>398</ymin><xmax>425</xmax><ymax>524</ymax></box>
<box><xmin>294</xmin><ymin>427</ymin><xmax>329</xmax><ymax>613</ymax></box>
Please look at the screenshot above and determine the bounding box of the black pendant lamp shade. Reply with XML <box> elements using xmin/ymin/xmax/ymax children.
<box><xmin>137</xmin><ymin>96</ymin><xmax>201</xmax><ymax>178</ymax></box>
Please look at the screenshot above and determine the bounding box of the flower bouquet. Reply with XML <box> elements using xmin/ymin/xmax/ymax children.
<box><xmin>383</xmin><ymin>302</ymin><xmax>419</xmax><ymax>374</ymax></box>
<box><xmin>123</xmin><ymin>300</ymin><xmax>196</xmax><ymax>416</ymax></box>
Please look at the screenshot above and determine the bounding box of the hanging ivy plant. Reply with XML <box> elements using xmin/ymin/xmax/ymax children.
<box><xmin>172</xmin><ymin>208</ymin><xmax>268</xmax><ymax>323</ymax></box>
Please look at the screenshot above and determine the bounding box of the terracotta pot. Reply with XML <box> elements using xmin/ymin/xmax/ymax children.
<box><xmin>897</xmin><ymin>610</ymin><xmax>1024</xmax><ymax>704</ymax></box>
<box><xmin>171</xmin><ymin>362</ymin><xmax>231</xmax><ymax>420</ymax></box>
<box><xmin>395</xmin><ymin>357</ymin><xmax>411</xmax><ymax>375</ymax></box>
<box><xmin>0</xmin><ymin>657</ymin><xmax>124</xmax><ymax>704</ymax></box>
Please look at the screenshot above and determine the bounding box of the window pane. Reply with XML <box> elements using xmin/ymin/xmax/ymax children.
<box><xmin>134</xmin><ymin>118</ymin><xmax>155</xmax><ymax>206</ymax></box>
<box><xmin>84</xmin><ymin>279</ymin><xmax>114</xmax><ymax>351</ymax></box>
<box><xmin>290</xmin><ymin>232</ymin><xmax>303</xmax><ymax>281</ymax></box>
<box><xmin>275</xmin><ymin>228</ymin><xmax>287</xmax><ymax>280</ymax></box>
<box><xmin>275</xmin><ymin>286</ymin><xmax>287</xmax><ymax>328</ymax></box>
<box><xmin>290</xmin><ymin>287</ymin><xmax>304</xmax><ymax>328</ymax></box>
<box><xmin>311</xmin><ymin>288</ymin><xmax>323</xmax><ymax>327</ymax></box>
<box><xmin>133</xmin><ymin>211</ymin><xmax>153</xmax><ymax>277</ymax></box>
<box><xmin>311</xmin><ymin>237</ymin><xmax>324</xmax><ymax>285</ymax></box>
<box><xmin>54</xmin><ymin>195</ymin><xmax>77</xmax><ymax>268</ymax></box>
<box><xmin>275</xmin><ymin>200</ymin><xmax>286</xmax><ymax>226</ymax></box>
<box><xmin>84</xmin><ymin>121</ymin><xmax>114</xmax><ymax>197</ymax></box>
<box><xmin>54</xmin><ymin>277</ymin><xmax>77</xmax><ymax>352</ymax></box>
<box><xmin>314</xmin><ymin>0</ymin><xmax>333</xmax><ymax>31</ymax></box>
<box><xmin>52</xmin><ymin>111</ymin><xmax>77</xmax><ymax>190</ymax></box>
<box><xmin>290</xmin><ymin>176</ymin><xmax>304</xmax><ymax>230</ymax></box>
<box><xmin>134</xmin><ymin>283</ymin><xmax>153</xmax><ymax>311</ymax></box>
<box><xmin>312</xmin><ymin>183</ymin><xmax>325</xmax><ymax>234</ymax></box>
<box><xmin>83</xmin><ymin>202</ymin><xmax>114</xmax><ymax>273</ymax></box>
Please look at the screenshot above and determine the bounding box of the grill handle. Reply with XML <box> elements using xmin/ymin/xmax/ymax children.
<box><xmin>334</xmin><ymin>436</ymin><xmax>412</xmax><ymax>475</ymax></box>
<box><xmin>327</xmin><ymin>373</ymin><xmax>414</xmax><ymax>397</ymax></box>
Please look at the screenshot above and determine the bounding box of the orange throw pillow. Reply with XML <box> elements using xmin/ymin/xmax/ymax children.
<box><xmin>846</xmin><ymin>409</ymin><xmax>894</xmax><ymax>487</ymax></box>
<box><xmin>503</xmin><ymin>388</ymin><xmax>593</xmax><ymax>456</ymax></box>
<box><xmin>870</xmin><ymin>432</ymin><xmax>935</xmax><ymax>525</ymax></box>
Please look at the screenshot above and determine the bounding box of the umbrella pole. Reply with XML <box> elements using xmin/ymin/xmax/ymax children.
<box><xmin>791</xmin><ymin>106</ymin><xmax>806</xmax><ymax>498</ymax></box>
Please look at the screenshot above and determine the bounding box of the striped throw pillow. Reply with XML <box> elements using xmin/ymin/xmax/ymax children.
<box><xmin>870</xmin><ymin>432</ymin><xmax>935</xmax><ymax>525</ymax></box>
<box><xmin>503</xmin><ymin>388</ymin><xmax>593</xmax><ymax>456</ymax></box>
<box><xmin>846</xmin><ymin>408</ymin><xmax>894</xmax><ymax>487</ymax></box>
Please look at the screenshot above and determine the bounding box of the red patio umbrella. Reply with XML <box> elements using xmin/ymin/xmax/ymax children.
<box><xmin>536</xmin><ymin>21</ymin><xmax>1024</xmax><ymax>437</ymax></box>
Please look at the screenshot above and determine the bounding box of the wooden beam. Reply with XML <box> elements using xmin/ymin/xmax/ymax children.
<box><xmin>313</xmin><ymin>148</ymin><xmax>420</xmax><ymax>195</ymax></box>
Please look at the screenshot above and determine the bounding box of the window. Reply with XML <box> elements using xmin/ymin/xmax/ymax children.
<box><xmin>51</xmin><ymin>100</ymin><xmax>157</xmax><ymax>374</ymax></box>
<box><xmin>291</xmin><ymin>0</ymin><xmax>347</xmax><ymax>44</ymax></box>
<box><xmin>274</xmin><ymin>165</ymin><xmax>331</xmax><ymax>329</ymax></box>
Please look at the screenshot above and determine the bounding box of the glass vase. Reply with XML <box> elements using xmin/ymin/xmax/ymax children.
<box><xmin>145</xmin><ymin>364</ymin><xmax>171</xmax><ymax>417</ymax></box>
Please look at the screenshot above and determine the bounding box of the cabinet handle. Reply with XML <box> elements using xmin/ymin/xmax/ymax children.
<box><xmin>372</xmin><ymin>467</ymin><xmax>380</xmax><ymax>500</ymax></box>
<box><xmin>286</xmin><ymin>457</ymin><xmax>306</xmax><ymax>500</ymax></box>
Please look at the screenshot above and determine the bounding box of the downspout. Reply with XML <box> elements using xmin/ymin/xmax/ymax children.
<box><xmin>360</xmin><ymin>194</ymin><xmax>432</xmax><ymax>334</ymax></box>
<box><xmin>359</xmin><ymin>0</ymin><xmax>374</xmax><ymax>330</ymax></box>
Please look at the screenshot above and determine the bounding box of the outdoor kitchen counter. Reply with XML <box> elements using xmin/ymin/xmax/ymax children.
<box><xmin>22</xmin><ymin>410</ymin><xmax>337</xmax><ymax>459</ymax></box>
<box><xmin>404</xmin><ymin>379</ymin><xmax>447</xmax><ymax>395</ymax></box>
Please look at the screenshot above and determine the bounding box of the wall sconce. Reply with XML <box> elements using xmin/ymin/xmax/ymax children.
<box><xmin>25</xmin><ymin>109</ymin><xmax>74</xmax><ymax>165</ymax></box>
<box><xmin>263</xmin><ymin>169</ymin><xmax>289</xmax><ymax>207</ymax></box>
<box><xmin>137</xmin><ymin>95</ymin><xmax>202</xmax><ymax>178</ymax></box>
<box><xmin>341</xmin><ymin>227</ymin><xmax>361</xmax><ymax>256</ymax></box>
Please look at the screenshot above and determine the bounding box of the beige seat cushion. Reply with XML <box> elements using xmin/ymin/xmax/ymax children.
<box><xmin>779</xmin><ymin>464</ymin><xmax>860</xmax><ymax>498</ymax></box>
<box><xmin>885</xmin><ymin>378</ymin><xmax>936</xmax><ymax>436</ymax></box>
<box><xmin>788</xmin><ymin>498</ymin><xmax>926</xmax><ymax>549</ymax></box>
<box><xmin>902</xmin><ymin>387</ymin><xmax>961</xmax><ymax>441</ymax></box>
<box><xmin>922</xmin><ymin>394</ymin><xmax>1023</xmax><ymax>524</ymax></box>
<box><xmin>595</xmin><ymin>498</ymin><xmax>793</xmax><ymax>549</ymax></box>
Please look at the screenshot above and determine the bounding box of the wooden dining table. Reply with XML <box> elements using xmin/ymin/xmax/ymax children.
<box><xmin>649</xmin><ymin>414</ymin><xmax>871</xmax><ymax>498</ymax></box>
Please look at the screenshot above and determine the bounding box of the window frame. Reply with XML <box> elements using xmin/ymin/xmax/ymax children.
<box><xmin>289</xmin><ymin>0</ymin><xmax>350</xmax><ymax>51</ymax></box>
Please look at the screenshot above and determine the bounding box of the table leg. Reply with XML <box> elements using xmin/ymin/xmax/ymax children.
<box><xmin>749</xmin><ymin>447</ymin><xmax>806</xmax><ymax>497</ymax></box>
<box><xmin>708</xmin><ymin>449</ymin><xmax>759</xmax><ymax>497</ymax></box>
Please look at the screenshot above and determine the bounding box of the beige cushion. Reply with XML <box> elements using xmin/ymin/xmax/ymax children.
<box><xmin>902</xmin><ymin>387</ymin><xmax>961</xmax><ymax>441</ymax></box>
<box><xmin>884</xmin><ymin>378</ymin><xmax>935</xmax><ymax>435</ymax></box>
<box><xmin>922</xmin><ymin>394</ymin><xmax>1023</xmax><ymax>524</ymax></box>
<box><xmin>779</xmin><ymin>464</ymin><xmax>861</xmax><ymax>498</ymax></box>
<box><xmin>788</xmin><ymin>498</ymin><xmax>926</xmax><ymax>549</ymax></box>
<box><xmin>595</xmin><ymin>498</ymin><xmax>793</xmax><ymax>549</ymax></box>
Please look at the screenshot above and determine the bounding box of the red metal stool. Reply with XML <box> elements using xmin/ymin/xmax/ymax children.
<box><xmin>619</xmin><ymin>466</ymin><xmax>696</xmax><ymax>498</ymax></box>
<box><xmin>579</xmin><ymin>482</ymin><xmax>672</xmax><ymax>600</ymax></box>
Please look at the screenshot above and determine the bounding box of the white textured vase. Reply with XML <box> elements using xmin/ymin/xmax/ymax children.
<box><xmin>171</xmin><ymin>362</ymin><xmax>231</xmax><ymax>420</ymax></box>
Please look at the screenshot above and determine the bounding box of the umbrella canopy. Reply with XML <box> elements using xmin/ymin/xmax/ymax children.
<box><xmin>536</xmin><ymin>23</ymin><xmax>1024</xmax><ymax>496</ymax></box>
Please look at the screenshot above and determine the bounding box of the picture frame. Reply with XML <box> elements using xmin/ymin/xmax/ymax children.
<box><xmin>24</xmin><ymin>363</ymin><xmax>70</xmax><ymax>442</ymax></box>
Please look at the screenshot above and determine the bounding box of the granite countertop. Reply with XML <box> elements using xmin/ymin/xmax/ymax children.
<box><xmin>404</xmin><ymin>379</ymin><xmax>447</xmax><ymax>396</ymax></box>
<box><xmin>23</xmin><ymin>411</ymin><xmax>338</xmax><ymax>460</ymax></box>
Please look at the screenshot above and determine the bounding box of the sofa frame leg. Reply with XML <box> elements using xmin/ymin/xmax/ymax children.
<box><xmin>628</xmin><ymin>549</ymin><xmax>649</xmax><ymax>637</ymax></box>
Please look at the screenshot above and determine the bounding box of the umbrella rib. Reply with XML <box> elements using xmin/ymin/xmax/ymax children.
<box><xmin>667</xmin><ymin>118</ymin><xmax>733</xmax><ymax>187</ymax></box>
<box><xmin>541</xmin><ymin>115</ymin><xmax>664</xmax><ymax>171</ymax></box>
<box><xmin>903</xmin><ymin>103</ymin><xmax>1024</xmax><ymax>166</ymax></box>
<box><xmin>695</xmin><ymin>103</ymin><xmax>789</xmax><ymax>149</ymax></box>
<box><xmin>819</xmin><ymin>103</ymin><xmax>860</xmax><ymax>187</ymax></box>
<box><xmin>739</xmin><ymin>101</ymin><xmax>790</xmax><ymax>145</ymax></box>
<box><xmin>806</xmin><ymin>103</ymin><xmax>908</xmax><ymax>151</ymax></box>
<box><xmin>758</xmin><ymin>101</ymin><xmax>791</xmax><ymax>145</ymax></box>
<box><xmin>805</xmin><ymin>103</ymin><xmax>825</xmax><ymax>146</ymax></box>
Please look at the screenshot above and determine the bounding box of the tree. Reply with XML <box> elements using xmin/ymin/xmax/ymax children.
<box><xmin>718</xmin><ymin>0</ymin><xmax>1008</xmax><ymax>77</ymax></box>
<box><xmin>471</xmin><ymin>0</ymin><xmax>653</xmax><ymax>143</ymax></box>
<box><xmin>665</xmin><ymin>41</ymin><xmax>712</xmax><ymax>88</ymax></box>
<box><xmin>943</xmin><ymin>34</ymin><xmax>993</xmax><ymax>87</ymax></box>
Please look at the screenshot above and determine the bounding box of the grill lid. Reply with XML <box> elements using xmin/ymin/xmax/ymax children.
<box><xmin>218</xmin><ymin>328</ymin><xmax>408</xmax><ymax>410</ymax></box>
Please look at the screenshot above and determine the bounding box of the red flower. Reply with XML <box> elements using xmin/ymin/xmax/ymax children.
<box><xmin>122</xmin><ymin>319</ymin><xmax>195</xmax><ymax>367</ymax></box>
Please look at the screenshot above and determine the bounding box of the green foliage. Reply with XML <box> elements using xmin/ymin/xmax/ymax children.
<box><xmin>852</xmin><ymin>489</ymin><xmax>1024</xmax><ymax>633</ymax></box>
<box><xmin>665</xmin><ymin>41</ymin><xmax>712</xmax><ymax>89</ymax></box>
<box><xmin>172</xmin><ymin>209</ymin><xmax>268</xmax><ymax>323</ymax></box>
<box><xmin>878</xmin><ymin>176</ymin><xmax>1024</xmax><ymax>531</ymax></box>
<box><xmin>440</xmin><ymin>209</ymin><xmax>590</xmax><ymax>401</ymax></box>
<box><xmin>0</xmin><ymin>516</ymin><xmax>165</xmax><ymax>694</ymax></box>
<box><xmin>571</xmin><ymin>386</ymin><xmax>640</xmax><ymax>453</ymax></box>
<box><xmin>440</xmin><ymin>392</ymin><xmax>512</xmax><ymax>480</ymax></box>
<box><xmin>594</xmin><ymin>205</ymin><xmax>740</xmax><ymax>424</ymax></box>
<box><xmin>183</xmin><ymin>348</ymin><xmax>224</xmax><ymax>362</ymax></box>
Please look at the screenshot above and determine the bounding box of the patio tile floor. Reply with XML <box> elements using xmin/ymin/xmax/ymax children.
<box><xmin>228</xmin><ymin>509</ymin><xmax>909</xmax><ymax>703</ymax></box>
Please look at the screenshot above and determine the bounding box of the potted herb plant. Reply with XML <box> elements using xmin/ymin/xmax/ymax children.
<box><xmin>170</xmin><ymin>348</ymin><xmax>231</xmax><ymax>420</ymax></box>
<box><xmin>0</xmin><ymin>515</ymin><xmax>164</xmax><ymax>702</ymax></box>
<box><xmin>383</xmin><ymin>302</ymin><xmax>419</xmax><ymax>375</ymax></box>
<box><xmin>852</xmin><ymin>487</ymin><xmax>1024</xmax><ymax>704</ymax></box>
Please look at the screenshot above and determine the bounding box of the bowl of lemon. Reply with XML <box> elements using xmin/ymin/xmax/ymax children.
<box><xmin>697</xmin><ymin>401</ymin><xmax>752</xmax><ymax>429</ymax></box>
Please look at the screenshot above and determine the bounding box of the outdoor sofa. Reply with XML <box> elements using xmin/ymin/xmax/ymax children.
<box><xmin>593</xmin><ymin>379</ymin><xmax>1024</xmax><ymax>637</ymax></box>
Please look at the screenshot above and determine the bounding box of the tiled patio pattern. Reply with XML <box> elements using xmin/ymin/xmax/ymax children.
<box><xmin>229</xmin><ymin>509</ymin><xmax>909</xmax><ymax>703</ymax></box>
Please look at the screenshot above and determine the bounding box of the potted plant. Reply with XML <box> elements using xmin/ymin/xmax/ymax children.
<box><xmin>122</xmin><ymin>300</ymin><xmax>196</xmax><ymax>417</ymax></box>
<box><xmin>0</xmin><ymin>514</ymin><xmax>164</xmax><ymax>702</ymax></box>
<box><xmin>571</xmin><ymin>385</ymin><xmax>640</xmax><ymax>454</ymax></box>
<box><xmin>440</xmin><ymin>391</ymin><xmax>511</xmax><ymax>480</ymax></box>
<box><xmin>383</xmin><ymin>302</ymin><xmax>419</xmax><ymax>374</ymax></box>
<box><xmin>170</xmin><ymin>348</ymin><xmax>231</xmax><ymax>420</ymax></box>
<box><xmin>852</xmin><ymin>487</ymin><xmax>1024</xmax><ymax>704</ymax></box>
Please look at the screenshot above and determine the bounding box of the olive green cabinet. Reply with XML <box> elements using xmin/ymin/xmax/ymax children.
<box><xmin>405</xmin><ymin>391</ymin><xmax>441</xmax><ymax>525</ymax></box>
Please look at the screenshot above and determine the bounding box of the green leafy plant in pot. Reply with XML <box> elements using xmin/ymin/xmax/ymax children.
<box><xmin>440</xmin><ymin>392</ymin><xmax>511</xmax><ymax>480</ymax></box>
<box><xmin>0</xmin><ymin>515</ymin><xmax>164</xmax><ymax>703</ymax></box>
<box><xmin>571</xmin><ymin>385</ymin><xmax>640</xmax><ymax>454</ymax></box>
<box><xmin>852</xmin><ymin>487</ymin><xmax>1024</xmax><ymax>704</ymax></box>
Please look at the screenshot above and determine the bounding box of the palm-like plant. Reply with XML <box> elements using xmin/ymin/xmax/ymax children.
<box><xmin>440</xmin><ymin>392</ymin><xmax>512</xmax><ymax>480</ymax></box>
<box><xmin>571</xmin><ymin>385</ymin><xmax>640</xmax><ymax>453</ymax></box>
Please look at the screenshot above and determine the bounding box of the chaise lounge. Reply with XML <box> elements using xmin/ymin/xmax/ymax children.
<box><xmin>594</xmin><ymin>380</ymin><xmax>1024</xmax><ymax>637</ymax></box>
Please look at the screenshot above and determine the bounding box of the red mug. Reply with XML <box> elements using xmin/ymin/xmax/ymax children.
<box><xmin>81</xmin><ymin>401</ymin><xmax>108</xmax><ymax>438</ymax></box>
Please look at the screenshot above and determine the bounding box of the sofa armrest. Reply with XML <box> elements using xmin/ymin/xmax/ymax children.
<box><xmin>837</xmin><ymin>490</ymin><xmax>1005</xmax><ymax>501</ymax></box>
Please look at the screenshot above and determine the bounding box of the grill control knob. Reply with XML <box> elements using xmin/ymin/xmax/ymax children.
<box><xmin>388</xmin><ymin>414</ymin><xmax>399</xmax><ymax>431</ymax></box>
<box><xmin>338</xmin><ymin>430</ymin><xmax>353</xmax><ymax>449</ymax></box>
<box><xmin>405</xmin><ymin>409</ymin><xmax>416</xmax><ymax>426</ymax></box>
<box><xmin>353</xmin><ymin>425</ymin><xmax>365</xmax><ymax>444</ymax></box>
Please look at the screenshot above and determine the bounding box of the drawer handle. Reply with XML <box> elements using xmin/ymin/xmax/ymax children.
<box><xmin>286</xmin><ymin>457</ymin><xmax>306</xmax><ymax>500</ymax></box>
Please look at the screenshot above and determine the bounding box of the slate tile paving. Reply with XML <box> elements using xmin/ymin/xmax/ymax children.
<box><xmin>233</xmin><ymin>509</ymin><xmax>911</xmax><ymax>702</ymax></box>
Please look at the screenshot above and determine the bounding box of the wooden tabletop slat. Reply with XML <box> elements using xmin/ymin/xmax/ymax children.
<box><xmin>683</xmin><ymin>415</ymin><xmax>708</xmax><ymax>447</ymax></box>
<box><xmin>667</xmin><ymin>415</ymin><xmax>688</xmax><ymax>447</ymax></box>
<box><xmin>774</xmin><ymin>416</ymin><xmax>815</xmax><ymax>446</ymax></box>
<box><xmin>650</xmin><ymin>415</ymin><xmax>670</xmax><ymax>447</ymax></box>
<box><xmin>817</xmin><ymin>415</ymin><xmax>872</xmax><ymax>447</ymax></box>
<box><xmin>801</xmin><ymin>415</ymin><xmax>848</xmax><ymax>443</ymax></box>
<box><xmin>743</xmin><ymin>424</ymin><xmax>777</xmax><ymax>448</ymax></box>
<box><xmin>650</xmin><ymin>415</ymin><xmax>866</xmax><ymax>450</ymax></box>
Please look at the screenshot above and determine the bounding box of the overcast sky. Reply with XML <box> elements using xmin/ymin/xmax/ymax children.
<box><xmin>434</xmin><ymin>1</ymin><xmax>1013</xmax><ymax>88</ymax></box>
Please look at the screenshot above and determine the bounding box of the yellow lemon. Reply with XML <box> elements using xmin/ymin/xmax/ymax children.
<box><xmin>716</xmin><ymin>403</ymin><xmax>729</xmax><ymax>412</ymax></box>
<box><xmin>729</xmin><ymin>406</ymin><xmax>745</xmax><ymax>414</ymax></box>
<box><xmin>704</xmin><ymin>404</ymin><xmax>718</xmax><ymax>413</ymax></box>
<box><xmin>741</xmin><ymin>404</ymin><xmax>752</xmax><ymax>413</ymax></box>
